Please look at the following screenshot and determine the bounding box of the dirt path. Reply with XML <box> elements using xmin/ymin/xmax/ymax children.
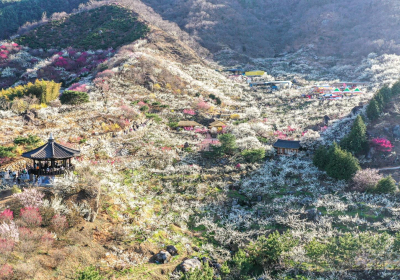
<box><xmin>379</xmin><ymin>166</ymin><xmax>400</xmax><ymax>171</ymax></box>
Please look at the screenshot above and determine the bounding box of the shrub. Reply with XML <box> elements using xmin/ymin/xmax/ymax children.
<box><xmin>76</xmin><ymin>266</ymin><xmax>103</xmax><ymax>280</ymax></box>
<box><xmin>0</xmin><ymin>209</ymin><xmax>13</xmax><ymax>223</ymax></box>
<box><xmin>351</xmin><ymin>169</ymin><xmax>382</xmax><ymax>192</ymax></box>
<box><xmin>370</xmin><ymin>138</ymin><xmax>394</xmax><ymax>152</ymax></box>
<box><xmin>0</xmin><ymin>264</ymin><xmax>13</xmax><ymax>280</ymax></box>
<box><xmin>139</xmin><ymin>105</ymin><xmax>149</xmax><ymax>112</ymax></box>
<box><xmin>60</xmin><ymin>91</ymin><xmax>89</xmax><ymax>105</ymax></box>
<box><xmin>13</xmin><ymin>188</ymin><xmax>44</xmax><ymax>208</ymax></box>
<box><xmin>248</xmin><ymin>231</ymin><xmax>297</xmax><ymax>267</ymax></box>
<box><xmin>51</xmin><ymin>215</ymin><xmax>68</xmax><ymax>233</ymax></box>
<box><xmin>241</xmin><ymin>149</ymin><xmax>266</xmax><ymax>163</ymax></box>
<box><xmin>0</xmin><ymin>146</ymin><xmax>16</xmax><ymax>158</ymax></box>
<box><xmin>13</xmin><ymin>135</ymin><xmax>41</xmax><ymax>147</ymax></box>
<box><xmin>20</xmin><ymin>207</ymin><xmax>42</xmax><ymax>227</ymax></box>
<box><xmin>41</xmin><ymin>232</ymin><xmax>55</xmax><ymax>250</ymax></box>
<box><xmin>373</xmin><ymin>176</ymin><xmax>397</xmax><ymax>194</ymax></box>
<box><xmin>209</xmin><ymin>133</ymin><xmax>237</xmax><ymax>158</ymax></box>
<box><xmin>0</xmin><ymin>238</ymin><xmax>14</xmax><ymax>254</ymax></box>
<box><xmin>0</xmin><ymin>221</ymin><xmax>19</xmax><ymax>241</ymax></box>
<box><xmin>145</xmin><ymin>113</ymin><xmax>162</xmax><ymax>123</ymax></box>
<box><xmin>0</xmin><ymin>79</ymin><xmax>61</xmax><ymax>104</ymax></box>
<box><xmin>180</xmin><ymin>262</ymin><xmax>214</xmax><ymax>280</ymax></box>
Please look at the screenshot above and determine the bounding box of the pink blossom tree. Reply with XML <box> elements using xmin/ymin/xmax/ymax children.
<box><xmin>20</xmin><ymin>207</ymin><xmax>42</xmax><ymax>227</ymax></box>
<box><xmin>371</xmin><ymin>138</ymin><xmax>394</xmax><ymax>152</ymax></box>
<box><xmin>0</xmin><ymin>209</ymin><xmax>13</xmax><ymax>223</ymax></box>
<box><xmin>13</xmin><ymin>188</ymin><xmax>44</xmax><ymax>208</ymax></box>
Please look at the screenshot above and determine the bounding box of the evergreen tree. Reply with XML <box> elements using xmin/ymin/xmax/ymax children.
<box><xmin>374</xmin><ymin>92</ymin><xmax>385</xmax><ymax>109</ymax></box>
<box><xmin>340</xmin><ymin>115</ymin><xmax>368</xmax><ymax>154</ymax></box>
<box><xmin>392</xmin><ymin>80</ymin><xmax>400</xmax><ymax>96</ymax></box>
<box><xmin>326</xmin><ymin>143</ymin><xmax>361</xmax><ymax>181</ymax></box>
<box><xmin>366</xmin><ymin>99</ymin><xmax>381</xmax><ymax>121</ymax></box>
<box><xmin>374</xmin><ymin>176</ymin><xmax>397</xmax><ymax>194</ymax></box>
<box><xmin>313</xmin><ymin>145</ymin><xmax>329</xmax><ymax>170</ymax></box>
<box><xmin>60</xmin><ymin>91</ymin><xmax>89</xmax><ymax>105</ymax></box>
<box><xmin>378</xmin><ymin>85</ymin><xmax>391</xmax><ymax>103</ymax></box>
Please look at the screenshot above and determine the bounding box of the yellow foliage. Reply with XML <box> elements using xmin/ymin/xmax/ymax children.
<box><xmin>15</xmin><ymin>146</ymin><xmax>24</xmax><ymax>155</ymax></box>
<box><xmin>0</xmin><ymin>79</ymin><xmax>60</xmax><ymax>104</ymax></box>
<box><xmin>153</xmin><ymin>83</ymin><xmax>161</xmax><ymax>90</ymax></box>
<box><xmin>165</xmin><ymin>83</ymin><xmax>172</xmax><ymax>90</ymax></box>
<box><xmin>230</xmin><ymin>114</ymin><xmax>240</xmax><ymax>120</ymax></box>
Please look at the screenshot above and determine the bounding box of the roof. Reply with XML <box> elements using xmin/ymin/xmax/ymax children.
<box><xmin>273</xmin><ymin>140</ymin><xmax>301</xmax><ymax>149</ymax></box>
<box><xmin>22</xmin><ymin>135</ymin><xmax>81</xmax><ymax>160</ymax></box>
<box><xmin>177</xmin><ymin>121</ymin><xmax>202</xmax><ymax>127</ymax></box>
<box><xmin>209</xmin><ymin>120</ymin><xmax>226</xmax><ymax>127</ymax></box>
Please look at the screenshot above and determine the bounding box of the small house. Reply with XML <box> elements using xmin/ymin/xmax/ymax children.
<box><xmin>273</xmin><ymin>139</ymin><xmax>301</xmax><ymax>155</ymax></box>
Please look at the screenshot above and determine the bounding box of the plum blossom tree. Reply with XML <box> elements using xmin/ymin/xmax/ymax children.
<box><xmin>371</xmin><ymin>138</ymin><xmax>394</xmax><ymax>152</ymax></box>
<box><xmin>351</xmin><ymin>168</ymin><xmax>383</xmax><ymax>192</ymax></box>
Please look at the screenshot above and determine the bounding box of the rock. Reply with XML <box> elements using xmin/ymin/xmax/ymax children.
<box><xmin>153</xmin><ymin>250</ymin><xmax>171</xmax><ymax>264</ymax></box>
<box><xmin>166</xmin><ymin>245</ymin><xmax>178</xmax><ymax>256</ymax></box>
<box><xmin>307</xmin><ymin>208</ymin><xmax>319</xmax><ymax>222</ymax></box>
<box><xmin>393</xmin><ymin>125</ymin><xmax>400</xmax><ymax>138</ymax></box>
<box><xmin>180</xmin><ymin>258</ymin><xmax>202</xmax><ymax>273</ymax></box>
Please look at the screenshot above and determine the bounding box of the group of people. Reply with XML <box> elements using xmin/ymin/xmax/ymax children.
<box><xmin>1</xmin><ymin>168</ymin><xmax>30</xmax><ymax>184</ymax></box>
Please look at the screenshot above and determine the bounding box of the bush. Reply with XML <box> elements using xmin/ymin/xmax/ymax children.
<box><xmin>59</xmin><ymin>91</ymin><xmax>89</xmax><ymax>105</ymax></box>
<box><xmin>0</xmin><ymin>209</ymin><xmax>13</xmax><ymax>223</ymax></box>
<box><xmin>392</xmin><ymin>80</ymin><xmax>400</xmax><ymax>96</ymax></box>
<box><xmin>76</xmin><ymin>266</ymin><xmax>103</xmax><ymax>280</ymax></box>
<box><xmin>373</xmin><ymin>176</ymin><xmax>397</xmax><ymax>194</ymax></box>
<box><xmin>20</xmin><ymin>207</ymin><xmax>42</xmax><ymax>227</ymax></box>
<box><xmin>51</xmin><ymin>215</ymin><xmax>68</xmax><ymax>234</ymax></box>
<box><xmin>0</xmin><ymin>80</ymin><xmax>60</xmax><ymax>104</ymax></box>
<box><xmin>0</xmin><ymin>264</ymin><xmax>13</xmax><ymax>280</ymax></box>
<box><xmin>13</xmin><ymin>188</ymin><xmax>44</xmax><ymax>208</ymax></box>
<box><xmin>241</xmin><ymin>149</ymin><xmax>266</xmax><ymax>163</ymax></box>
<box><xmin>351</xmin><ymin>169</ymin><xmax>382</xmax><ymax>192</ymax></box>
<box><xmin>13</xmin><ymin>135</ymin><xmax>41</xmax><ymax>147</ymax></box>
<box><xmin>0</xmin><ymin>146</ymin><xmax>16</xmax><ymax>158</ymax></box>
<box><xmin>180</xmin><ymin>263</ymin><xmax>215</xmax><ymax>280</ymax></box>
<box><xmin>140</xmin><ymin>105</ymin><xmax>149</xmax><ymax>112</ymax></box>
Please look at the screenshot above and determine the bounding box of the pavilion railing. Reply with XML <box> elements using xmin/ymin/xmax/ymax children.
<box><xmin>28</xmin><ymin>165</ymin><xmax>75</xmax><ymax>176</ymax></box>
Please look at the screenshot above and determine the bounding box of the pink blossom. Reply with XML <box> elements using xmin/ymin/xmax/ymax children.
<box><xmin>13</xmin><ymin>188</ymin><xmax>44</xmax><ymax>208</ymax></box>
<box><xmin>0</xmin><ymin>209</ymin><xmax>13</xmax><ymax>223</ymax></box>
<box><xmin>20</xmin><ymin>207</ymin><xmax>42</xmax><ymax>227</ymax></box>
<box><xmin>196</xmin><ymin>99</ymin><xmax>211</xmax><ymax>110</ymax></box>
<box><xmin>68</xmin><ymin>83</ymin><xmax>88</xmax><ymax>92</ymax></box>
<box><xmin>0</xmin><ymin>264</ymin><xmax>13</xmax><ymax>279</ymax></box>
<box><xmin>371</xmin><ymin>138</ymin><xmax>394</xmax><ymax>152</ymax></box>
<box><xmin>183</xmin><ymin>109</ymin><xmax>196</xmax><ymax>115</ymax></box>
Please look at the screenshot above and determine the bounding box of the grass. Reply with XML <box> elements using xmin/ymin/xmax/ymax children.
<box><xmin>16</xmin><ymin>5</ymin><xmax>149</xmax><ymax>50</ymax></box>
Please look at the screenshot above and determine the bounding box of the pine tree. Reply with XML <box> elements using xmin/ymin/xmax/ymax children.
<box><xmin>340</xmin><ymin>115</ymin><xmax>367</xmax><ymax>154</ymax></box>
<box><xmin>374</xmin><ymin>92</ymin><xmax>385</xmax><ymax>109</ymax></box>
<box><xmin>366</xmin><ymin>99</ymin><xmax>381</xmax><ymax>121</ymax></box>
<box><xmin>326</xmin><ymin>143</ymin><xmax>361</xmax><ymax>181</ymax></box>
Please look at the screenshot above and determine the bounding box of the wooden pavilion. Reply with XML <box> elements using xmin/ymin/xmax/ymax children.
<box><xmin>22</xmin><ymin>133</ymin><xmax>81</xmax><ymax>176</ymax></box>
<box><xmin>177</xmin><ymin>121</ymin><xmax>202</xmax><ymax>128</ymax></box>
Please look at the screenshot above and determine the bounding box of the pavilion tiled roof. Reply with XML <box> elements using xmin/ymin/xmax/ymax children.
<box><xmin>22</xmin><ymin>135</ymin><xmax>80</xmax><ymax>159</ymax></box>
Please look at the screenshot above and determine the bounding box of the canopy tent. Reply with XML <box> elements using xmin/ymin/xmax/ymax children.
<box><xmin>333</xmin><ymin>88</ymin><xmax>342</xmax><ymax>93</ymax></box>
<box><xmin>245</xmin><ymin>70</ymin><xmax>265</xmax><ymax>76</ymax></box>
<box><xmin>177</xmin><ymin>121</ymin><xmax>202</xmax><ymax>127</ymax></box>
<box><xmin>209</xmin><ymin>120</ymin><xmax>227</xmax><ymax>128</ymax></box>
<box><xmin>343</xmin><ymin>88</ymin><xmax>351</xmax><ymax>92</ymax></box>
<box><xmin>352</xmin><ymin>88</ymin><xmax>363</xmax><ymax>93</ymax></box>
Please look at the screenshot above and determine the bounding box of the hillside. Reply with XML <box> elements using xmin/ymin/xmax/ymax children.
<box><xmin>2</xmin><ymin>2</ymin><xmax>400</xmax><ymax>280</ymax></box>
<box><xmin>139</xmin><ymin>0</ymin><xmax>400</xmax><ymax>60</ymax></box>
<box><xmin>0</xmin><ymin>0</ymin><xmax>88</xmax><ymax>39</ymax></box>
<box><xmin>16</xmin><ymin>5</ymin><xmax>149</xmax><ymax>50</ymax></box>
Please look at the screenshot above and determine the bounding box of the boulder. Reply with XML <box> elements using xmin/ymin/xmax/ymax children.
<box><xmin>180</xmin><ymin>258</ymin><xmax>202</xmax><ymax>273</ymax></box>
<box><xmin>166</xmin><ymin>245</ymin><xmax>178</xmax><ymax>256</ymax></box>
<box><xmin>153</xmin><ymin>250</ymin><xmax>171</xmax><ymax>264</ymax></box>
<box><xmin>393</xmin><ymin>125</ymin><xmax>400</xmax><ymax>138</ymax></box>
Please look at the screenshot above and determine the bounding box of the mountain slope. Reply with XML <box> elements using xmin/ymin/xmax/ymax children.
<box><xmin>139</xmin><ymin>0</ymin><xmax>400</xmax><ymax>59</ymax></box>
